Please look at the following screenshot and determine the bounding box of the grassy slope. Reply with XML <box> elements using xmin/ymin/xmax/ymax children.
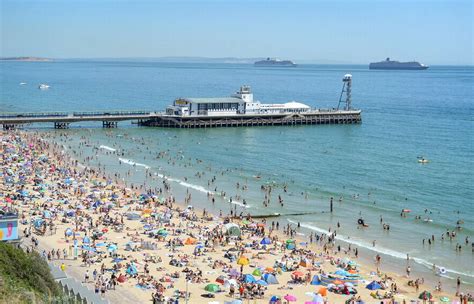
<box><xmin>0</xmin><ymin>242</ymin><xmax>61</xmax><ymax>304</ymax></box>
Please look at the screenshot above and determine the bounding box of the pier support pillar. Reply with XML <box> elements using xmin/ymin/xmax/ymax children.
<box><xmin>102</xmin><ymin>121</ymin><xmax>118</xmax><ymax>128</ymax></box>
<box><xmin>2</xmin><ymin>124</ymin><xmax>21</xmax><ymax>130</ymax></box>
<box><xmin>54</xmin><ymin>122</ymin><xmax>70</xmax><ymax>129</ymax></box>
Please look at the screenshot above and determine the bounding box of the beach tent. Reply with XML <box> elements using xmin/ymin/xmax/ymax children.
<box><xmin>312</xmin><ymin>294</ymin><xmax>324</xmax><ymax>303</ymax></box>
<box><xmin>224</xmin><ymin>223</ymin><xmax>241</xmax><ymax>237</ymax></box>
<box><xmin>366</xmin><ymin>281</ymin><xmax>382</xmax><ymax>290</ymax></box>
<box><xmin>252</xmin><ymin>268</ymin><xmax>262</xmax><ymax>276</ymax></box>
<box><xmin>299</xmin><ymin>259</ymin><xmax>310</xmax><ymax>267</ymax></box>
<box><xmin>117</xmin><ymin>274</ymin><xmax>126</xmax><ymax>283</ymax></box>
<box><xmin>243</xmin><ymin>274</ymin><xmax>256</xmax><ymax>283</ymax></box>
<box><xmin>255</xmin><ymin>279</ymin><xmax>268</xmax><ymax>286</ymax></box>
<box><xmin>126</xmin><ymin>213</ymin><xmax>141</xmax><ymax>220</ymax></box>
<box><xmin>225</xmin><ymin>300</ymin><xmax>243</xmax><ymax>304</ymax></box>
<box><xmin>418</xmin><ymin>291</ymin><xmax>432</xmax><ymax>300</ymax></box>
<box><xmin>223</xmin><ymin>279</ymin><xmax>238</xmax><ymax>288</ymax></box>
<box><xmin>260</xmin><ymin>237</ymin><xmax>272</xmax><ymax>245</ymax></box>
<box><xmin>269</xmin><ymin>296</ymin><xmax>281</xmax><ymax>304</ymax></box>
<box><xmin>285</xmin><ymin>239</ymin><xmax>296</xmax><ymax>250</ymax></box>
<box><xmin>126</xmin><ymin>264</ymin><xmax>138</xmax><ymax>276</ymax></box>
<box><xmin>185</xmin><ymin>237</ymin><xmax>197</xmax><ymax>245</ymax></box>
<box><xmin>262</xmin><ymin>273</ymin><xmax>279</xmax><ymax>284</ymax></box>
<box><xmin>335</xmin><ymin>269</ymin><xmax>349</xmax><ymax>276</ymax></box>
<box><xmin>204</xmin><ymin>283</ymin><xmax>220</xmax><ymax>292</ymax></box>
<box><xmin>318</xmin><ymin>287</ymin><xmax>327</xmax><ymax>297</ymax></box>
<box><xmin>310</xmin><ymin>275</ymin><xmax>321</xmax><ymax>285</ymax></box>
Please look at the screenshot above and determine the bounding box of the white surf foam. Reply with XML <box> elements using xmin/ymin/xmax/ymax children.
<box><xmin>99</xmin><ymin>145</ymin><xmax>116</xmax><ymax>152</ymax></box>
<box><xmin>118</xmin><ymin>158</ymin><xmax>150</xmax><ymax>169</ymax></box>
<box><xmin>287</xmin><ymin>219</ymin><xmax>474</xmax><ymax>279</ymax></box>
<box><xmin>227</xmin><ymin>199</ymin><xmax>251</xmax><ymax>209</ymax></box>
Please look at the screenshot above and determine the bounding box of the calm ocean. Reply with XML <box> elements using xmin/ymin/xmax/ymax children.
<box><xmin>1</xmin><ymin>60</ymin><xmax>473</xmax><ymax>289</ymax></box>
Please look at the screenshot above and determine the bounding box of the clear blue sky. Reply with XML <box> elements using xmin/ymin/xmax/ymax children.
<box><xmin>1</xmin><ymin>0</ymin><xmax>473</xmax><ymax>65</ymax></box>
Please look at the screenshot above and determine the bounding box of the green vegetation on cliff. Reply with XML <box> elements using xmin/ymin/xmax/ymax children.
<box><xmin>0</xmin><ymin>242</ymin><xmax>61</xmax><ymax>303</ymax></box>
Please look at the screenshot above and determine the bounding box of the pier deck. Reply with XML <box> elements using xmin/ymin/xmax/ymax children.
<box><xmin>0</xmin><ymin>109</ymin><xmax>361</xmax><ymax>130</ymax></box>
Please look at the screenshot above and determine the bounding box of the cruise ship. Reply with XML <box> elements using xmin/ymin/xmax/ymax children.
<box><xmin>369</xmin><ymin>58</ymin><xmax>429</xmax><ymax>70</ymax></box>
<box><xmin>254</xmin><ymin>57</ymin><xmax>297</xmax><ymax>67</ymax></box>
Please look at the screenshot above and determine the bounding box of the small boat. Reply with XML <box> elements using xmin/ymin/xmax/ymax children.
<box><xmin>38</xmin><ymin>84</ymin><xmax>50</xmax><ymax>90</ymax></box>
<box><xmin>20</xmin><ymin>82</ymin><xmax>27</xmax><ymax>85</ymax></box>
<box><xmin>418</xmin><ymin>158</ymin><xmax>429</xmax><ymax>164</ymax></box>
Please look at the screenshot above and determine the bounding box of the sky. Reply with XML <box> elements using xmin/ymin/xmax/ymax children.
<box><xmin>1</xmin><ymin>0</ymin><xmax>473</xmax><ymax>65</ymax></box>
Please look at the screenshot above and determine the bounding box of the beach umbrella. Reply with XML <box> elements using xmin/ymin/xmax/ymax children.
<box><xmin>418</xmin><ymin>291</ymin><xmax>432</xmax><ymax>300</ymax></box>
<box><xmin>318</xmin><ymin>287</ymin><xmax>327</xmax><ymax>297</ymax></box>
<box><xmin>237</xmin><ymin>256</ymin><xmax>249</xmax><ymax>266</ymax></box>
<box><xmin>284</xmin><ymin>294</ymin><xmax>297</xmax><ymax>302</ymax></box>
<box><xmin>366</xmin><ymin>281</ymin><xmax>382</xmax><ymax>290</ymax></box>
<box><xmin>229</xmin><ymin>268</ymin><xmax>240</xmax><ymax>277</ymax></box>
<box><xmin>285</xmin><ymin>239</ymin><xmax>295</xmax><ymax>244</ymax></box>
<box><xmin>260</xmin><ymin>237</ymin><xmax>272</xmax><ymax>245</ymax></box>
<box><xmin>252</xmin><ymin>268</ymin><xmax>262</xmax><ymax>276</ymax></box>
<box><xmin>255</xmin><ymin>279</ymin><xmax>268</xmax><ymax>286</ymax></box>
<box><xmin>204</xmin><ymin>283</ymin><xmax>220</xmax><ymax>292</ymax></box>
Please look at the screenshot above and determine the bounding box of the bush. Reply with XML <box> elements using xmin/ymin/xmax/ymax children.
<box><xmin>0</xmin><ymin>242</ymin><xmax>62</xmax><ymax>303</ymax></box>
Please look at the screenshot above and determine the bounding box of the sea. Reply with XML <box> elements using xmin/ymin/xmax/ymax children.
<box><xmin>1</xmin><ymin>60</ymin><xmax>473</xmax><ymax>292</ymax></box>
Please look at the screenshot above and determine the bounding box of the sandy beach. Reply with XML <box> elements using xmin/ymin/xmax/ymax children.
<box><xmin>1</xmin><ymin>130</ymin><xmax>471</xmax><ymax>304</ymax></box>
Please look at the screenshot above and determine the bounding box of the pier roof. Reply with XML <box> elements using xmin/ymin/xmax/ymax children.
<box><xmin>183</xmin><ymin>97</ymin><xmax>242</xmax><ymax>104</ymax></box>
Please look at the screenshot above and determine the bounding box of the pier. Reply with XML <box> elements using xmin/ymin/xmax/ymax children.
<box><xmin>0</xmin><ymin>109</ymin><xmax>361</xmax><ymax>130</ymax></box>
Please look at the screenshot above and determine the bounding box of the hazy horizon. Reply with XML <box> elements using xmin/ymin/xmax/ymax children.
<box><xmin>1</xmin><ymin>0</ymin><xmax>473</xmax><ymax>65</ymax></box>
<box><xmin>3</xmin><ymin>56</ymin><xmax>474</xmax><ymax>66</ymax></box>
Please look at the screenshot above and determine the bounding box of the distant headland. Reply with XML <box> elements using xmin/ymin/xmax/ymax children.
<box><xmin>0</xmin><ymin>56</ymin><xmax>52</xmax><ymax>62</ymax></box>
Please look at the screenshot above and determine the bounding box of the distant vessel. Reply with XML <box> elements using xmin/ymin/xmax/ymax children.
<box><xmin>254</xmin><ymin>57</ymin><xmax>297</xmax><ymax>67</ymax></box>
<box><xmin>38</xmin><ymin>84</ymin><xmax>50</xmax><ymax>90</ymax></box>
<box><xmin>369</xmin><ymin>58</ymin><xmax>428</xmax><ymax>70</ymax></box>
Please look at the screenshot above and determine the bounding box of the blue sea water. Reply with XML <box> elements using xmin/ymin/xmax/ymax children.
<box><xmin>1</xmin><ymin>60</ymin><xmax>473</xmax><ymax>290</ymax></box>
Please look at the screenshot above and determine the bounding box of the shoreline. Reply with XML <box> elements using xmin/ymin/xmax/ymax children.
<box><xmin>2</xmin><ymin>130</ymin><xmax>471</xmax><ymax>304</ymax></box>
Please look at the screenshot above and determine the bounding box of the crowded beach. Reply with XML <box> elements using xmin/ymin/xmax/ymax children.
<box><xmin>1</xmin><ymin>131</ymin><xmax>472</xmax><ymax>304</ymax></box>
